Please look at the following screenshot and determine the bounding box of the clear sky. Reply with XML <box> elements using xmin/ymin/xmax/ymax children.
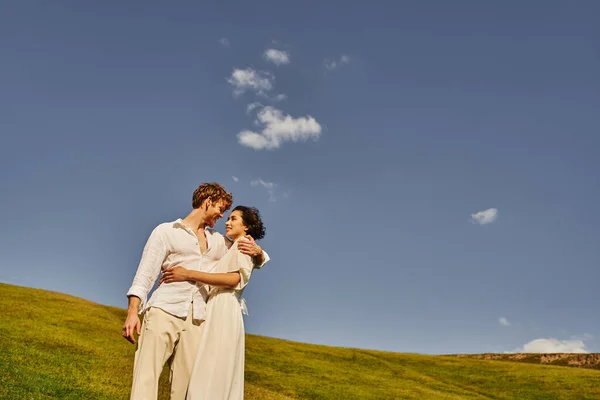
<box><xmin>1</xmin><ymin>0</ymin><xmax>598</xmax><ymax>355</ymax></box>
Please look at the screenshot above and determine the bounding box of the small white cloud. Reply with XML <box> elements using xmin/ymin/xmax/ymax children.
<box><xmin>470</xmin><ymin>208</ymin><xmax>498</xmax><ymax>225</ymax></box>
<box><xmin>257</xmin><ymin>92</ymin><xmax>287</xmax><ymax>102</ymax></box>
<box><xmin>324</xmin><ymin>60</ymin><xmax>338</xmax><ymax>71</ymax></box>
<box><xmin>238</xmin><ymin>131</ymin><xmax>271</xmax><ymax>149</ymax></box>
<box><xmin>510</xmin><ymin>338</ymin><xmax>589</xmax><ymax>353</ymax></box>
<box><xmin>246</xmin><ymin>102</ymin><xmax>263</xmax><ymax>114</ymax></box>
<box><xmin>324</xmin><ymin>54</ymin><xmax>351</xmax><ymax>71</ymax></box>
<box><xmin>227</xmin><ymin>68</ymin><xmax>274</xmax><ymax>97</ymax></box>
<box><xmin>218</xmin><ymin>37</ymin><xmax>230</xmax><ymax>48</ymax></box>
<box><xmin>499</xmin><ymin>317</ymin><xmax>511</xmax><ymax>327</ymax></box>
<box><xmin>232</xmin><ymin>176</ymin><xmax>239</xmax><ymax>182</ymax></box>
<box><xmin>251</xmin><ymin>179</ymin><xmax>274</xmax><ymax>189</ymax></box>
<box><xmin>238</xmin><ymin>106</ymin><xmax>322</xmax><ymax>150</ymax></box>
<box><xmin>264</xmin><ymin>49</ymin><xmax>290</xmax><ymax>65</ymax></box>
<box><xmin>251</xmin><ymin>179</ymin><xmax>279</xmax><ymax>202</ymax></box>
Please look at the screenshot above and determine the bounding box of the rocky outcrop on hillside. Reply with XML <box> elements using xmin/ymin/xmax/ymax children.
<box><xmin>540</xmin><ymin>353</ymin><xmax>600</xmax><ymax>367</ymax></box>
<box><xmin>452</xmin><ymin>353</ymin><xmax>600</xmax><ymax>369</ymax></box>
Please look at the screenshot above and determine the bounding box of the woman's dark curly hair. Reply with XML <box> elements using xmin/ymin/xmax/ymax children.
<box><xmin>233</xmin><ymin>205</ymin><xmax>266</xmax><ymax>240</ymax></box>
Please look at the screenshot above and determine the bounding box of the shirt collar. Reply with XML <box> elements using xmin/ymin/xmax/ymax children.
<box><xmin>173</xmin><ymin>218</ymin><xmax>211</xmax><ymax>230</ymax></box>
<box><xmin>172</xmin><ymin>218</ymin><xmax>188</xmax><ymax>230</ymax></box>
<box><xmin>173</xmin><ymin>220</ymin><xmax>216</xmax><ymax>254</ymax></box>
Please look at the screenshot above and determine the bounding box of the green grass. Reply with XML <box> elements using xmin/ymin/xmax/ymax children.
<box><xmin>1</xmin><ymin>282</ymin><xmax>599</xmax><ymax>399</ymax></box>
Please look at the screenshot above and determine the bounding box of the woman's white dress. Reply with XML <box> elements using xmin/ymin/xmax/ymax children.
<box><xmin>186</xmin><ymin>239</ymin><xmax>254</xmax><ymax>400</ymax></box>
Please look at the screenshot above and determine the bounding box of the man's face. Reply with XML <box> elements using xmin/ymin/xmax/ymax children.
<box><xmin>206</xmin><ymin>199</ymin><xmax>227</xmax><ymax>228</ymax></box>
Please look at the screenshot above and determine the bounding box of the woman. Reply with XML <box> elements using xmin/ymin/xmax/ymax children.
<box><xmin>159</xmin><ymin>205</ymin><xmax>266</xmax><ymax>400</ymax></box>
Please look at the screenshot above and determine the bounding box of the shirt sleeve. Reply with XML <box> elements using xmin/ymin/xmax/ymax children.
<box><xmin>253</xmin><ymin>249</ymin><xmax>270</xmax><ymax>270</ymax></box>
<box><xmin>126</xmin><ymin>226</ymin><xmax>168</xmax><ymax>312</ymax></box>
<box><xmin>226</xmin><ymin>243</ymin><xmax>254</xmax><ymax>291</ymax></box>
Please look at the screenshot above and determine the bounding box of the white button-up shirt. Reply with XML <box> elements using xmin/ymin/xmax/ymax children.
<box><xmin>127</xmin><ymin>219</ymin><xmax>230</xmax><ymax>321</ymax></box>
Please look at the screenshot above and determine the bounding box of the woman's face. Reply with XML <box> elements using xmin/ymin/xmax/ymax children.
<box><xmin>225</xmin><ymin>210</ymin><xmax>247</xmax><ymax>240</ymax></box>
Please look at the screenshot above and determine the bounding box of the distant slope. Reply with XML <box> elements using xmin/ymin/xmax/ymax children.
<box><xmin>1</xmin><ymin>283</ymin><xmax>599</xmax><ymax>400</ymax></box>
<box><xmin>451</xmin><ymin>353</ymin><xmax>600</xmax><ymax>370</ymax></box>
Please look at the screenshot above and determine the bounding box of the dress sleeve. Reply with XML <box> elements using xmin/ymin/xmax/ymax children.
<box><xmin>225</xmin><ymin>243</ymin><xmax>254</xmax><ymax>290</ymax></box>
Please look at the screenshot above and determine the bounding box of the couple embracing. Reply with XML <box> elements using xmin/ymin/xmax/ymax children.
<box><xmin>121</xmin><ymin>182</ymin><xmax>269</xmax><ymax>400</ymax></box>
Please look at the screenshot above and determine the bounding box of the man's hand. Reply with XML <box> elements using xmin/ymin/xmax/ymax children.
<box><xmin>159</xmin><ymin>266</ymin><xmax>191</xmax><ymax>285</ymax></box>
<box><xmin>238</xmin><ymin>236</ymin><xmax>262</xmax><ymax>257</ymax></box>
<box><xmin>239</xmin><ymin>235</ymin><xmax>265</xmax><ymax>267</ymax></box>
<box><xmin>122</xmin><ymin>313</ymin><xmax>141</xmax><ymax>344</ymax></box>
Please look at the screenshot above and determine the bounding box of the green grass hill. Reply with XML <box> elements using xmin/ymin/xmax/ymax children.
<box><xmin>1</xmin><ymin>283</ymin><xmax>599</xmax><ymax>399</ymax></box>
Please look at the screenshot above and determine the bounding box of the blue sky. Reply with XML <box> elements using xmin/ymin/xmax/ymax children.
<box><xmin>1</xmin><ymin>0</ymin><xmax>598</xmax><ymax>355</ymax></box>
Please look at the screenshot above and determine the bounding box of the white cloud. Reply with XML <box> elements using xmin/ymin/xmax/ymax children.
<box><xmin>324</xmin><ymin>54</ymin><xmax>351</xmax><ymax>71</ymax></box>
<box><xmin>227</xmin><ymin>68</ymin><xmax>274</xmax><ymax>97</ymax></box>
<box><xmin>238</xmin><ymin>131</ymin><xmax>271</xmax><ymax>150</ymax></box>
<box><xmin>218</xmin><ymin>37</ymin><xmax>230</xmax><ymax>48</ymax></box>
<box><xmin>264</xmin><ymin>49</ymin><xmax>290</xmax><ymax>65</ymax></box>
<box><xmin>251</xmin><ymin>179</ymin><xmax>274</xmax><ymax>189</ymax></box>
<box><xmin>324</xmin><ymin>60</ymin><xmax>338</xmax><ymax>71</ymax></box>
<box><xmin>232</xmin><ymin>176</ymin><xmax>239</xmax><ymax>182</ymax></box>
<box><xmin>257</xmin><ymin>92</ymin><xmax>287</xmax><ymax>102</ymax></box>
<box><xmin>238</xmin><ymin>106</ymin><xmax>322</xmax><ymax>150</ymax></box>
<box><xmin>246</xmin><ymin>102</ymin><xmax>263</xmax><ymax>114</ymax></box>
<box><xmin>470</xmin><ymin>208</ymin><xmax>498</xmax><ymax>225</ymax></box>
<box><xmin>251</xmin><ymin>179</ymin><xmax>279</xmax><ymax>202</ymax></box>
<box><xmin>499</xmin><ymin>317</ymin><xmax>511</xmax><ymax>327</ymax></box>
<box><xmin>511</xmin><ymin>338</ymin><xmax>589</xmax><ymax>353</ymax></box>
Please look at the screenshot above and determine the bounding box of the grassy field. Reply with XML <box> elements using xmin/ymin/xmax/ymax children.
<box><xmin>1</xmin><ymin>283</ymin><xmax>599</xmax><ymax>400</ymax></box>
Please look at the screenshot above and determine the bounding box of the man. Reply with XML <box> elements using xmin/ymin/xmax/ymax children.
<box><xmin>122</xmin><ymin>182</ymin><xmax>266</xmax><ymax>400</ymax></box>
